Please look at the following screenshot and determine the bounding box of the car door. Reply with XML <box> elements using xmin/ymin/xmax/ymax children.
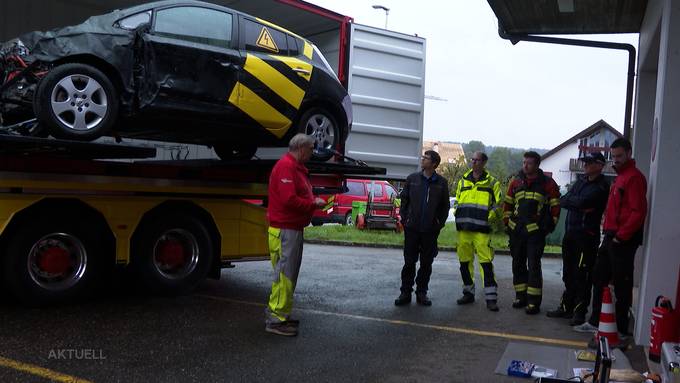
<box><xmin>144</xmin><ymin>5</ymin><xmax>241</xmax><ymax>118</ymax></box>
<box><xmin>234</xmin><ymin>16</ymin><xmax>314</xmax><ymax>140</ymax></box>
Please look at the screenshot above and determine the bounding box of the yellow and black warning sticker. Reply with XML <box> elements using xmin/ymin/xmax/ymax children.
<box><xmin>256</xmin><ymin>27</ymin><xmax>279</xmax><ymax>53</ymax></box>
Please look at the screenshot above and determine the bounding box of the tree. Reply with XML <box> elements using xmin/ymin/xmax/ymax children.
<box><xmin>438</xmin><ymin>154</ymin><xmax>468</xmax><ymax>196</ymax></box>
<box><xmin>463</xmin><ymin>140</ymin><xmax>486</xmax><ymax>160</ymax></box>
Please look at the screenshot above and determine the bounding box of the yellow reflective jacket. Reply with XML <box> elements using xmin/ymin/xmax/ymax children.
<box><xmin>455</xmin><ymin>169</ymin><xmax>502</xmax><ymax>233</ymax></box>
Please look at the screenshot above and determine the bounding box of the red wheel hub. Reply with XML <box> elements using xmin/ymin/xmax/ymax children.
<box><xmin>37</xmin><ymin>247</ymin><xmax>71</xmax><ymax>275</ymax></box>
<box><xmin>156</xmin><ymin>240</ymin><xmax>186</xmax><ymax>268</ymax></box>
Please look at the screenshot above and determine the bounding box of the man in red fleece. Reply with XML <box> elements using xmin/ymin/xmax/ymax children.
<box><xmin>265</xmin><ymin>133</ymin><xmax>326</xmax><ymax>337</ymax></box>
<box><xmin>574</xmin><ymin>138</ymin><xmax>647</xmax><ymax>339</ymax></box>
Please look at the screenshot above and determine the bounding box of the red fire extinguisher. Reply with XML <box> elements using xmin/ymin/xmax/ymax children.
<box><xmin>649</xmin><ymin>295</ymin><xmax>677</xmax><ymax>362</ymax></box>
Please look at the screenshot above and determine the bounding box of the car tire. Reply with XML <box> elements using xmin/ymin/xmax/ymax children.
<box><xmin>344</xmin><ymin>212</ymin><xmax>353</xmax><ymax>226</ymax></box>
<box><xmin>2</xmin><ymin>214</ymin><xmax>107</xmax><ymax>305</ymax></box>
<box><xmin>214</xmin><ymin>143</ymin><xmax>257</xmax><ymax>160</ymax></box>
<box><xmin>131</xmin><ymin>213</ymin><xmax>213</xmax><ymax>295</ymax></box>
<box><xmin>34</xmin><ymin>63</ymin><xmax>118</xmax><ymax>141</ymax></box>
<box><xmin>298</xmin><ymin>107</ymin><xmax>339</xmax><ymax>162</ymax></box>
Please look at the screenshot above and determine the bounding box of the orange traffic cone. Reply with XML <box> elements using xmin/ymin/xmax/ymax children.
<box><xmin>594</xmin><ymin>286</ymin><xmax>619</xmax><ymax>346</ymax></box>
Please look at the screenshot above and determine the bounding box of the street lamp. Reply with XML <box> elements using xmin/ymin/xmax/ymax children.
<box><xmin>372</xmin><ymin>4</ymin><xmax>390</xmax><ymax>29</ymax></box>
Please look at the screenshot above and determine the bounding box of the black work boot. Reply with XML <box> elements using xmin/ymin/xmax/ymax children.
<box><xmin>546</xmin><ymin>305</ymin><xmax>573</xmax><ymax>319</ymax></box>
<box><xmin>525</xmin><ymin>304</ymin><xmax>540</xmax><ymax>315</ymax></box>
<box><xmin>415</xmin><ymin>292</ymin><xmax>432</xmax><ymax>306</ymax></box>
<box><xmin>569</xmin><ymin>310</ymin><xmax>586</xmax><ymax>326</ymax></box>
<box><xmin>456</xmin><ymin>293</ymin><xmax>475</xmax><ymax>305</ymax></box>
<box><xmin>512</xmin><ymin>293</ymin><xmax>527</xmax><ymax>309</ymax></box>
<box><xmin>486</xmin><ymin>300</ymin><xmax>499</xmax><ymax>312</ymax></box>
<box><xmin>394</xmin><ymin>292</ymin><xmax>411</xmax><ymax>306</ymax></box>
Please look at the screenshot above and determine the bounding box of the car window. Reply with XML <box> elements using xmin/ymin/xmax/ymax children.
<box><xmin>368</xmin><ymin>183</ymin><xmax>383</xmax><ymax>197</ymax></box>
<box><xmin>385</xmin><ymin>184</ymin><xmax>397</xmax><ymax>198</ymax></box>
<box><xmin>118</xmin><ymin>11</ymin><xmax>151</xmax><ymax>30</ymax></box>
<box><xmin>154</xmin><ymin>6</ymin><xmax>232</xmax><ymax>48</ymax></box>
<box><xmin>286</xmin><ymin>35</ymin><xmax>300</xmax><ymax>56</ymax></box>
<box><xmin>346</xmin><ymin>181</ymin><xmax>364</xmax><ymax>196</ymax></box>
<box><xmin>243</xmin><ymin>18</ymin><xmax>288</xmax><ymax>54</ymax></box>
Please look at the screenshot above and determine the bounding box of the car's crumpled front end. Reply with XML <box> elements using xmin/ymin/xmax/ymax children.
<box><xmin>0</xmin><ymin>38</ymin><xmax>40</xmax><ymax>127</ymax></box>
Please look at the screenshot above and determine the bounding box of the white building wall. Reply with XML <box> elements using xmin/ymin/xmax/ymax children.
<box><xmin>634</xmin><ymin>0</ymin><xmax>680</xmax><ymax>345</ymax></box>
<box><xmin>540</xmin><ymin>141</ymin><xmax>579</xmax><ymax>193</ymax></box>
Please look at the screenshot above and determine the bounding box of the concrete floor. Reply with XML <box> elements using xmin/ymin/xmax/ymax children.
<box><xmin>0</xmin><ymin>244</ymin><xmax>633</xmax><ymax>382</ymax></box>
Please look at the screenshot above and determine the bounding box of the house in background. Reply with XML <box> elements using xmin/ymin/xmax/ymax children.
<box><xmin>540</xmin><ymin>120</ymin><xmax>623</xmax><ymax>192</ymax></box>
<box><xmin>422</xmin><ymin>140</ymin><xmax>466</xmax><ymax>165</ymax></box>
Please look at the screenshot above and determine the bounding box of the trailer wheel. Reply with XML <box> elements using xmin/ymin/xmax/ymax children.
<box><xmin>2</xmin><ymin>216</ymin><xmax>105</xmax><ymax>305</ymax></box>
<box><xmin>132</xmin><ymin>214</ymin><xmax>213</xmax><ymax>294</ymax></box>
<box><xmin>298</xmin><ymin>107</ymin><xmax>339</xmax><ymax>162</ymax></box>
<box><xmin>34</xmin><ymin>63</ymin><xmax>118</xmax><ymax>141</ymax></box>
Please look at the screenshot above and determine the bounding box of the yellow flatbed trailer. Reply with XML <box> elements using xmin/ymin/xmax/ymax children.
<box><xmin>0</xmin><ymin>136</ymin><xmax>384</xmax><ymax>304</ymax></box>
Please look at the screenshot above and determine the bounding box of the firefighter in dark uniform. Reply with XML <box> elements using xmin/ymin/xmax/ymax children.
<box><xmin>503</xmin><ymin>151</ymin><xmax>561</xmax><ymax>315</ymax></box>
<box><xmin>547</xmin><ymin>152</ymin><xmax>609</xmax><ymax>325</ymax></box>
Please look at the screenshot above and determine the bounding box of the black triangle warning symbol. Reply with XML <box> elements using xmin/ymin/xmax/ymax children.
<box><xmin>256</xmin><ymin>27</ymin><xmax>279</xmax><ymax>53</ymax></box>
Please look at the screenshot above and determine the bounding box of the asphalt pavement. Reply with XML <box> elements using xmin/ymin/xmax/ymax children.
<box><xmin>0</xmin><ymin>244</ymin><xmax>603</xmax><ymax>382</ymax></box>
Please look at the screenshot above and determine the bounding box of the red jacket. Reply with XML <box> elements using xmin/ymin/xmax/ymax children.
<box><xmin>603</xmin><ymin>159</ymin><xmax>647</xmax><ymax>242</ymax></box>
<box><xmin>267</xmin><ymin>153</ymin><xmax>316</xmax><ymax>231</ymax></box>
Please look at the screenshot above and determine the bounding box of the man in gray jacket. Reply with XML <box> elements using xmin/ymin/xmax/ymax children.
<box><xmin>394</xmin><ymin>150</ymin><xmax>450</xmax><ymax>306</ymax></box>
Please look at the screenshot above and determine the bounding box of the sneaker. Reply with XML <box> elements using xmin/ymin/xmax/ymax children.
<box><xmin>394</xmin><ymin>292</ymin><xmax>411</xmax><ymax>306</ymax></box>
<box><xmin>265</xmin><ymin>322</ymin><xmax>298</xmax><ymax>337</ymax></box>
<box><xmin>512</xmin><ymin>298</ymin><xmax>527</xmax><ymax>309</ymax></box>
<box><xmin>486</xmin><ymin>300</ymin><xmax>499</xmax><ymax>312</ymax></box>
<box><xmin>525</xmin><ymin>304</ymin><xmax>540</xmax><ymax>315</ymax></box>
<box><xmin>573</xmin><ymin>322</ymin><xmax>598</xmax><ymax>333</ymax></box>
<box><xmin>456</xmin><ymin>293</ymin><xmax>475</xmax><ymax>305</ymax></box>
<box><xmin>415</xmin><ymin>292</ymin><xmax>432</xmax><ymax>306</ymax></box>
<box><xmin>546</xmin><ymin>306</ymin><xmax>573</xmax><ymax>319</ymax></box>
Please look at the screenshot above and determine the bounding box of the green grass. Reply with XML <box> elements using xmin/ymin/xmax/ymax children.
<box><xmin>305</xmin><ymin>222</ymin><xmax>562</xmax><ymax>253</ymax></box>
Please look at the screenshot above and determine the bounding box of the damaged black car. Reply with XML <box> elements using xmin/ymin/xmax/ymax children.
<box><xmin>0</xmin><ymin>0</ymin><xmax>352</xmax><ymax>160</ymax></box>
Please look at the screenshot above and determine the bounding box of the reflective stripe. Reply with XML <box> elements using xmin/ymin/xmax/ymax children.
<box><xmin>456</xmin><ymin>217</ymin><xmax>490</xmax><ymax>227</ymax></box>
<box><xmin>244</xmin><ymin>53</ymin><xmax>305</xmax><ymax>109</ymax></box>
<box><xmin>229</xmin><ymin>82</ymin><xmax>291</xmax><ymax>138</ymax></box>
<box><xmin>598</xmin><ymin>322</ymin><xmax>618</xmax><ymax>334</ymax></box>
<box><xmin>526</xmin><ymin>223</ymin><xmax>539</xmax><ymax>232</ymax></box>
<box><xmin>504</xmin><ymin>195</ymin><xmax>514</xmax><ymax>204</ymax></box>
<box><xmin>503</xmin><ymin>211</ymin><xmax>511</xmax><ymax>218</ymax></box>
<box><xmin>527</xmin><ymin>287</ymin><xmax>542</xmax><ymax>296</ymax></box>
<box><xmin>484</xmin><ymin>286</ymin><xmax>497</xmax><ymax>299</ymax></box>
<box><xmin>508</xmin><ymin>220</ymin><xmax>516</xmax><ymax>229</ymax></box>
<box><xmin>458</xmin><ymin>203</ymin><xmax>489</xmax><ymax>211</ymax></box>
<box><xmin>549</xmin><ymin>198</ymin><xmax>560</xmax><ymax>207</ymax></box>
<box><xmin>514</xmin><ymin>283</ymin><xmax>527</xmax><ymax>292</ymax></box>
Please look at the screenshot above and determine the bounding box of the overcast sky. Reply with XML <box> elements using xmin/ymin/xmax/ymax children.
<box><xmin>308</xmin><ymin>0</ymin><xmax>638</xmax><ymax>150</ymax></box>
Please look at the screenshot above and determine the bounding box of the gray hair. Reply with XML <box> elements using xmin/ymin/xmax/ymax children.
<box><xmin>289</xmin><ymin>133</ymin><xmax>315</xmax><ymax>151</ymax></box>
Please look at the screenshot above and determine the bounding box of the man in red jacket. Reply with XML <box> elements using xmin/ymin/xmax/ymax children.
<box><xmin>265</xmin><ymin>133</ymin><xmax>326</xmax><ymax>337</ymax></box>
<box><xmin>574</xmin><ymin>138</ymin><xmax>647</xmax><ymax>339</ymax></box>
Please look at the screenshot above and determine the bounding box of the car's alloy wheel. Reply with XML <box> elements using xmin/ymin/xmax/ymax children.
<box><xmin>298</xmin><ymin>107</ymin><xmax>339</xmax><ymax>162</ymax></box>
<box><xmin>34</xmin><ymin>63</ymin><xmax>118</xmax><ymax>141</ymax></box>
<box><xmin>344</xmin><ymin>212</ymin><xmax>353</xmax><ymax>226</ymax></box>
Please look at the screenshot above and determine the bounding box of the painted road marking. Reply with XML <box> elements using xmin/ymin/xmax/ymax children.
<box><xmin>0</xmin><ymin>356</ymin><xmax>93</xmax><ymax>383</ymax></box>
<box><xmin>197</xmin><ymin>295</ymin><xmax>588</xmax><ymax>348</ymax></box>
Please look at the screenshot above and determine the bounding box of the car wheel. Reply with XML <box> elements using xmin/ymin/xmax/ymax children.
<box><xmin>34</xmin><ymin>63</ymin><xmax>118</xmax><ymax>141</ymax></box>
<box><xmin>298</xmin><ymin>107</ymin><xmax>339</xmax><ymax>162</ymax></box>
<box><xmin>344</xmin><ymin>212</ymin><xmax>353</xmax><ymax>226</ymax></box>
<box><xmin>131</xmin><ymin>214</ymin><xmax>213</xmax><ymax>295</ymax></box>
<box><xmin>2</xmin><ymin>215</ymin><xmax>107</xmax><ymax>305</ymax></box>
<box><xmin>214</xmin><ymin>143</ymin><xmax>257</xmax><ymax>160</ymax></box>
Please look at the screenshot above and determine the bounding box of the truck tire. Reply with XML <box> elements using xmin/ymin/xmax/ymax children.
<box><xmin>34</xmin><ymin>63</ymin><xmax>118</xmax><ymax>141</ymax></box>
<box><xmin>298</xmin><ymin>107</ymin><xmax>339</xmax><ymax>162</ymax></box>
<box><xmin>131</xmin><ymin>214</ymin><xmax>213</xmax><ymax>295</ymax></box>
<box><xmin>344</xmin><ymin>211</ymin><xmax>353</xmax><ymax>226</ymax></box>
<box><xmin>2</xmin><ymin>215</ymin><xmax>105</xmax><ymax>305</ymax></box>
